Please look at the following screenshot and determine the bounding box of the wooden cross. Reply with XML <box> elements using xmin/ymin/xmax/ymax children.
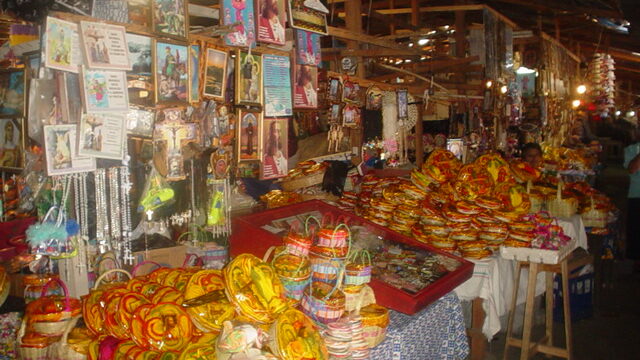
<box><xmin>155</xmin><ymin>108</ymin><xmax>197</xmax><ymax>180</ymax></box>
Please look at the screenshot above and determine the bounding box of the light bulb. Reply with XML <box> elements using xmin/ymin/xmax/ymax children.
<box><xmin>576</xmin><ymin>85</ymin><xmax>587</xmax><ymax>94</ymax></box>
<box><xmin>500</xmin><ymin>85</ymin><xmax>508</xmax><ymax>94</ymax></box>
<box><xmin>572</xmin><ymin>99</ymin><xmax>581</xmax><ymax>108</ymax></box>
<box><xmin>418</xmin><ymin>38</ymin><xmax>429</xmax><ymax>46</ymax></box>
<box><xmin>615</xmin><ymin>110</ymin><xmax>621</xmax><ymax>116</ymax></box>
<box><xmin>485</xmin><ymin>80</ymin><xmax>493</xmax><ymax>88</ymax></box>
<box><xmin>629</xmin><ymin>111</ymin><xmax>636</xmax><ymax>117</ymax></box>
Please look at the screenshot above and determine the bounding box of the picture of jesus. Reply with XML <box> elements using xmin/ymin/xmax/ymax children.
<box><xmin>257</xmin><ymin>0</ymin><xmax>285</xmax><ymax>45</ymax></box>
<box><xmin>293</xmin><ymin>64</ymin><xmax>317</xmax><ymax>109</ymax></box>
<box><xmin>261</xmin><ymin>118</ymin><xmax>287</xmax><ymax>179</ymax></box>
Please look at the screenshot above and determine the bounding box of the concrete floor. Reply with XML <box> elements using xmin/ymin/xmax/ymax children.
<box><xmin>485</xmin><ymin>162</ymin><xmax>640</xmax><ymax>359</ymax></box>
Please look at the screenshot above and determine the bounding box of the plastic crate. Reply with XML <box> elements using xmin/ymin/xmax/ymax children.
<box><xmin>553</xmin><ymin>266</ymin><xmax>594</xmax><ymax>322</ymax></box>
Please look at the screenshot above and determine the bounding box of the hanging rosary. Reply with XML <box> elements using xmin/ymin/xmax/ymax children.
<box><xmin>119</xmin><ymin>166</ymin><xmax>133</xmax><ymax>265</ymax></box>
<box><xmin>94</xmin><ymin>168</ymin><xmax>110</xmax><ymax>253</ymax></box>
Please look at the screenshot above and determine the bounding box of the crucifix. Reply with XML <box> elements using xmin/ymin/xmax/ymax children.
<box><xmin>155</xmin><ymin>108</ymin><xmax>197</xmax><ymax>181</ymax></box>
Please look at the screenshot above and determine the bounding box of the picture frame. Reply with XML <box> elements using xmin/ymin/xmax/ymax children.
<box><xmin>126</xmin><ymin>33</ymin><xmax>154</xmax><ymax>106</ymax></box>
<box><xmin>44</xmin><ymin>16</ymin><xmax>81</xmax><ymax>73</ymax></box>
<box><xmin>237</xmin><ymin>109</ymin><xmax>261</xmax><ymax>161</ymax></box>
<box><xmin>92</xmin><ymin>0</ymin><xmax>128</xmax><ymax>22</ymax></box>
<box><xmin>222</xmin><ymin>0</ymin><xmax>256</xmax><ymax>47</ymax></box>
<box><xmin>288</xmin><ymin>0</ymin><xmax>328</xmax><ymax>35</ymax></box>
<box><xmin>0</xmin><ymin>70</ymin><xmax>26</xmax><ymax>117</ymax></box>
<box><xmin>262</xmin><ymin>54</ymin><xmax>292</xmax><ymax>117</ymax></box>
<box><xmin>293</xmin><ymin>64</ymin><xmax>318</xmax><ymax>109</ymax></box>
<box><xmin>43</xmin><ymin>124</ymin><xmax>96</xmax><ymax>176</ymax></box>
<box><xmin>257</xmin><ymin>0</ymin><xmax>286</xmax><ymax>46</ymax></box>
<box><xmin>342</xmin><ymin>80</ymin><xmax>360</xmax><ymax>104</ymax></box>
<box><xmin>397</xmin><ymin>88</ymin><xmax>408</xmax><ymax>120</ymax></box>
<box><xmin>81</xmin><ymin>67</ymin><xmax>129</xmax><ymax>112</ymax></box>
<box><xmin>342</xmin><ymin>104</ymin><xmax>361</xmax><ymax>128</ymax></box>
<box><xmin>260</xmin><ymin>117</ymin><xmax>288</xmax><ymax>180</ymax></box>
<box><xmin>79</xmin><ymin>21</ymin><xmax>131</xmax><ymax>70</ymax></box>
<box><xmin>295</xmin><ymin>29</ymin><xmax>321</xmax><ymax>66</ymax></box>
<box><xmin>329</xmin><ymin>103</ymin><xmax>341</xmax><ymax>123</ymax></box>
<box><xmin>126</xmin><ymin>106</ymin><xmax>155</xmax><ymax>138</ymax></box>
<box><xmin>0</xmin><ymin>118</ymin><xmax>25</xmax><ymax>170</ymax></box>
<box><xmin>23</xmin><ymin>51</ymin><xmax>40</xmax><ymax>80</ymax></box>
<box><xmin>58</xmin><ymin>72</ymin><xmax>82</xmax><ymax>123</ymax></box>
<box><xmin>327</xmin><ymin>77</ymin><xmax>341</xmax><ymax>102</ymax></box>
<box><xmin>365</xmin><ymin>85</ymin><xmax>383</xmax><ymax>111</ymax></box>
<box><xmin>152</xmin><ymin>0</ymin><xmax>188</xmax><ymax>40</ymax></box>
<box><xmin>235</xmin><ymin>50</ymin><xmax>263</xmax><ymax>107</ymax></box>
<box><xmin>203</xmin><ymin>47</ymin><xmax>227</xmax><ymax>100</ymax></box>
<box><xmin>127</xmin><ymin>0</ymin><xmax>152</xmax><ymax>29</ymax></box>
<box><xmin>77</xmin><ymin>112</ymin><xmax>127</xmax><ymax>160</ymax></box>
<box><xmin>155</xmin><ymin>40</ymin><xmax>189</xmax><ymax>104</ymax></box>
<box><xmin>154</xmin><ymin>107</ymin><xmax>197</xmax><ymax>181</ymax></box>
<box><xmin>189</xmin><ymin>43</ymin><xmax>201</xmax><ymax>103</ymax></box>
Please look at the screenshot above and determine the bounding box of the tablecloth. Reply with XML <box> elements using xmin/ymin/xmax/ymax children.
<box><xmin>454</xmin><ymin>214</ymin><xmax>588</xmax><ymax>339</ymax></box>
<box><xmin>371</xmin><ymin>292</ymin><xmax>469</xmax><ymax>360</ymax></box>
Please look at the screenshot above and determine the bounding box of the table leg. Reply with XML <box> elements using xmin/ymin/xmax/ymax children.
<box><xmin>503</xmin><ymin>261</ymin><xmax>522</xmax><ymax>360</ymax></box>
<box><xmin>561</xmin><ymin>259</ymin><xmax>573</xmax><ymax>359</ymax></box>
<box><xmin>545</xmin><ymin>271</ymin><xmax>554</xmax><ymax>356</ymax></box>
<box><xmin>520</xmin><ymin>262</ymin><xmax>539</xmax><ymax>360</ymax></box>
<box><xmin>469</xmin><ymin>297</ymin><xmax>487</xmax><ymax>360</ymax></box>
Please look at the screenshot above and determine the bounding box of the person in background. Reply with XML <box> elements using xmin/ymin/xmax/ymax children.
<box><xmin>623</xmin><ymin>128</ymin><xmax>640</xmax><ymax>270</ymax></box>
<box><xmin>521</xmin><ymin>142</ymin><xmax>543</xmax><ymax>168</ymax></box>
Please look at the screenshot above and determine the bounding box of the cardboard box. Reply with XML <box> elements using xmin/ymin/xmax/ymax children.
<box><xmin>132</xmin><ymin>245</ymin><xmax>188</xmax><ymax>275</ymax></box>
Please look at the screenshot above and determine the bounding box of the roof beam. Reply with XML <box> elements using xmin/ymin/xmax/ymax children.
<box><xmin>490</xmin><ymin>0</ymin><xmax>622</xmax><ymax>19</ymax></box>
<box><xmin>327</xmin><ymin>26</ymin><xmax>422</xmax><ymax>54</ymax></box>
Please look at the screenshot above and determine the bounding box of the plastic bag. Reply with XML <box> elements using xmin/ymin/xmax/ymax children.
<box><xmin>137</xmin><ymin>165</ymin><xmax>175</xmax><ymax>215</ymax></box>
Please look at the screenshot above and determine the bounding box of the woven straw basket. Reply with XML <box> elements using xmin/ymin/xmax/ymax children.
<box><xmin>581</xmin><ymin>198</ymin><xmax>608</xmax><ymax>228</ymax></box>
<box><xmin>281</xmin><ymin>171</ymin><xmax>326</xmax><ymax>191</ymax></box>
<box><xmin>547</xmin><ymin>182</ymin><xmax>577</xmax><ymax>219</ymax></box>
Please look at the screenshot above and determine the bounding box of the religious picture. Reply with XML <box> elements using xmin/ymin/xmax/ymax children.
<box><xmin>327</xmin><ymin>77</ymin><xmax>341</xmax><ymax>102</ymax></box>
<box><xmin>81</xmin><ymin>68</ymin><xmax>129</xmax><ymax>112</ymax></box>
<box><xmin>203</xmin><ymin>48</ymin><xmax>227</xmax><ymax>100</ymax></box>
<box><xmin>222</xmin><ymin>0</ymin><xmax>256</xmax><ymax>47</ymax></box>
<box><xmin>51</xmin><ymin>0</ymin><xmax>92</xmax><ymax>16</ymax></box>
<box><xmin>342</xmin><ymin>104</ymin><xmax>361</xmax><ymax>128</ymax></box>
<box><xmin>128</xmin><ymin>0</ymin><xmax>152</xmax><ymax>29</ymax></box>
<box><xmin>210</xmin><ymin>148</ymin><xmax>230</xmax><ymax>179</ymax></box>
<box><xmin>0</xmin><ymin>119</ymin><xmax>23</xmax><ymax>169</ymax></box>
<box><xmin>190</xmin><ymin>44</ymin><xmax>201</xmax><ymax>103</ymax></box>
<box><xmin>237</xmin><ymin>110</ymin><xmax>260</xmax><ymax>161</ymax></box>
<box><xmin>260</xmin><ymin>117</ymin><xmax>288</xmax><ymax>179</ymax></box>
<box><xmin>0</xmin><ymin>70</ymin><xmax>25</xmax><ymax>117</ymax></box>
<box><xmin>44</xmin><ymin>124</ymin><xmax>96</xmax><ymax>175</ymax></box>
<box><xmin>329</xmin><ymin>103</ymin><xmax>341</xmax><ymax>122</ymax></box>
<box><xmin>295</xmin><ymin>30</ymin><xmax>321</xmax><ymax>66</ymax></box>
<box><xmin>126</xmin><ymin>33</ymin><xmax>154</xmax><ymax>106</ymax></box>
<box><xmin>126</xmin><ymin>107</ymin><xmax>155</xmax><ymax>138</ymax></box>
<box><xmin>235</xmin><ymin>51</ymin><xmax>262</xmax><ymax>106</ymax></box>
<box><xmin>293</xmin><ymin>64</ymin><xmax>317</xmax><ymax>109</ymax></box>
<box><xmin>78</xmin><ymin>112</ymin><xmax>127</xmax><ymax>160</ymax></box>
<box><xmin>366</xmin><ymin>86</ymin><xmax>383</xmax><ymax>110</ymax></box>
<box><xmin>59</xmin><ymin>72</ymin><xmax>82</xmax><ymax>123</ymax></box>
<box><xmin>263</xmin><ymin>55</ymin><xmax>292</xmax><ymax>117</ymax></box>
<box><xmin>288</xmin><ymin>0</ymin><xmax>328</xmax><ymax>35</ymax></box>
<box><xmin>257</xmin><ymin>0</ymin><xmax>286</xmax><ymax>45</ymax></box>
<box><xmin>24</xmin><ymin>51</ymin><xmax>40</xmax><ymax>80</ymax></box>
<box><xmin>92</xmin><ymin>0</ymin><xmax>128</xmax><ymax>22</ymax></box>
<box><xmin>342</xmin><ymin>80</ymin><xmax>360</xmax><ymax>104</ymax></box>
<box><xmin>44</xmin><ymin>17</ymin><xmax>81</xmax><ymax>73</ymax></box>
<box><xmin>28</xmin><ymin>79</ymin><xmax>61</xmax><ymax>141</ymax></box>
<box><xmin>155</xmin><ymin>41</ymin><xmax>189</xmax><ymax>104</ymax></box>
<box><xmin>152</xmin><ymin>0</ymin><xmax>188</xmax><ymax>40</ymax></box>
<box><xmin>517</xmin><ymin>72</ymin><xmax>536</xmax><ymax>98</ymax></box>
<box><xmin>397</xmin><ymin>89</ymin><xmax>408</xmax><ymax>120</ymax></box>
<box><xmin>80</xmin><ymin>21</ymin><xmax>131</xmax><ymax>70</ymax></box>
<box><xmin>155</xmin><ymin>107</ymin><xmax>197</xmax><ymax>181</ymax></box>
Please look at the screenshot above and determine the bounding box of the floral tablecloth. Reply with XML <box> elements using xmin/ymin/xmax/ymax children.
<box><xmin>371</xmin><ymin>292</ymin><xmax>469</xmax><ymax>360</ymax></box>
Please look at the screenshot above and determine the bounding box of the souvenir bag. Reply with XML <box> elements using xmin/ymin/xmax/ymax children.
<box><xmin>264</xmin><ymin>246</ymin><xmax>311</xmax><ymax>304</ymax></box>
<box><xmin>25</xmin><ymin>277</ymin><xmax>82</xmax><ymax>337</ymax></box>
<box><xmin>25</xmin><ymin>206</ymin><xmax>78</xmax><ymax>259</ymax></box>
<box><xmin>137</xmin><ymin>165</ymin><xmax>175</xmax><ymax>214</ymax></box>
<box><xmin>179</xmin><ymin>226</ymin><xmax>229</xmax><ymax>270</ymax></box>
<box><xmin>355</xmin><ymin>295</ymin><xmax>389</xmax><ymax>348</ymax></box>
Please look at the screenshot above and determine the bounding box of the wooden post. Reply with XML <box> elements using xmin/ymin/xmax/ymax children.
<box><xmin>455</xmin><ymin>10</ymin><xmax>466</xmax><ymax>58</ymax></box>
<box><xmin>416</xmin><ymin>101</ymin><xmax>424</xmax><ymax>165</ymax></box>
<box><xmin>344</xmin><ymin>0</ymin><xmax>363</xmax><ymax>149</ymax></box>
<box><xmin>411</xmin><ymin>0</ymin><xmax>420</xmax><ymax>28</ymax></box>
<box><xmin>389</xmin><ymin>0</ymin><xmax>396</xmax><ymax>34</ymax></box>
<box><xmin>555</xmin><ymin>17</ymin><xmax>561</xmax><ymax>40</ymax></box>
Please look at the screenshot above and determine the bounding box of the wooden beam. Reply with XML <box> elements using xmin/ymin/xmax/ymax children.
<box><xmin>491</xmin><ymin>0</ymin><xmax>622</xmax><ymax>19</ymax></box>
<box><xmin>410</xmin><ymin>0</ymin><xmax>419</xmax><ymax>27</ymax></box>
<box><xmin>576</xmin><ymin>42</ymin><xmax>640</xmax><ymax>63</ymax></box>
<box><xmin>540</xmin><ymin>32</ymin><xmax>580</xmax><ymax>62</ymax></box>
<box><xmin>327</xmin><ymin>26</ymin><xmax>421</xmax><ymax>54</ymax></box>
<box><xmin>375</xmin><ymin>62</ymin><xmax>449</xmax><ymax>92</ymax></box>
<box><xmin>339</xmin><ymin>48</ymin><xmax>418</xmax><ymax>57</ymax></box>
<box><xmin>614</xmin><ymin>65</ymin><xmax>640</xmax><ymax>74</ymax></box>
<box><xmin>411</xmin><ymin>56</ymin><xmax>479</xmax><ymax>73</ymax></box>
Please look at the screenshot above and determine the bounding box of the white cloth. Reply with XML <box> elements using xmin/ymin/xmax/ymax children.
<box><xmin>454</xmin><ymin>214</ymin><xmax>588</xmax><ymax>339</ymax></box>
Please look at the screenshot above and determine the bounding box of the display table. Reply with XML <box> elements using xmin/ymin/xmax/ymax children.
<box><xmin>371</xmin><ymin>292</ymin><xmax>469</xmax><ymax>360</ymax></box>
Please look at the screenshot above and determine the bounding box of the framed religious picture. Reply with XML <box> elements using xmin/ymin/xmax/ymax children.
<box><xmin>92</xmin><ymin>0</ymin><xmax>128</xmax><ymax>22</ymax></box>
<box><xmin>397</xmin><ymin>89</ymin><xmax>408</xmax><ymax>120</ymax></box>
<box><xmin>44</xmin><ymin>17</ymin><xmax>81</xmax><ymax>73</ymax></box>
<box><xmin>79</xmin><ymin>21</ymin><xmax>131</xmax><ymax>70</ymax></box>
<box><xmin>189</xmin><ymin>44</ymin><xmax>201</xmax><ymax>103</ymax></box>
<box><xmin>155</xmin><ymin>40</ymin><xmax>189</xmax><ymax>104</ymax></box>
<box><xmin>23</xmin><ymin>51</ymin><xmax>40</xmax><ymax>80</ymax></box>
<box><xmin>237</xmin><ymin>110</ymin><xmax>260</xmax><ymax>161</ymax></box>
<box><xmin>152</xmin><ymin>0</ymin><xmax>188</xmax><ymax>40</ymax></box>
<box><xmin>78</xmin><ymin>112</ymin><xmax>127</xmax><ymax>160</ymax></box>
<box><xmin>288</xmin><ymin>0</ymin><xmax>328</xmax><ymax>35</ymax></box>
<box><xmin>126</xmin><ymin>33</ymin><xmax>154</xmax><ymax>106</ymax></box>
<box><xmin>28</xmin><ymin>79</ymin><xmax>61</xmax><ymax>140</ymax></box>
<box><xmin>58</xmin><ymin>72</ymin><xmax>82</xmax><ymax>123</ymax></box>
<box><xmin>295</xmin><ymin>29</ymin><xmax>321</xmax><ymax>66</ymax></box>
<box><xmin>235</xmin><ymin>50</ymin><xmax>262</xmax><ymax>107</ymax></box>
<box><xmin>257</xmin><ymin>0</ymin><xmax>286</xmax><ymax>46</ymax></box>
<box><xmin>329</xmin><ymin>103</ymin><xmax>341</xmax><ymax>123</ymax></box>
<box><xmin>128</xmin><ymin>0</ymin><xmax>152</xmax><ymax>29</ymax></box>
<box><xmin>260</xmin><ymin>117</ymin><xmax>288</xmax><ymax>179</ymax></box>
<box><xmin>0</xmin><ymin>118</ymin><xmax>24</xmax><ymax>169</ymax></box>
<box><xmin>342</xmin><ymin>104</ymin><xmax>361</xmax><ymax>128</ymax></box>
<box><xmin>293</xmin><ymin>64</ymin><xmax>317</xmax><ymax>109</ymax></box>
<box><xmin>210</xmin><ymin>148</ymin><xmax>231</xmax><ymax>179</ymax></box>
<box><xmin>81</xmin><ymin>68</ymin><xmax>129</xmax><ymax>112</ymax></box>
<box><xmin>43</xmin><ymin>124</ymin><xmax>96</xmax><ymax>175</ymax></box>
<box><xmin>222</xmin><ymin>0</ymin><xmax>255</xmax><ymax>47</ymax></box>
<box><xmin>0</xmin><ymin>70</ymin><xmax>25</xmax><ymax>117</ymax></box>
<box><xmin>203</xmin><ymin>48</ymin><xmax>227</xmax><ymax>100</ymax></box>
<box><xmin>126</xmin><ymin>106</ymin><xmax>155</xmax><ymax>138</ymax></box>
<box><xmin>262</xmin><ymin>54</ymin><xmax>292</xmax><ymax>117</ymax></box>
<box><xmin>365</xmin><ymin>86</ymin><xmax>383</xmax><ymax>111</ymax></box>
<box><xmin>342</xmin><ymin>80</ymin><xmax>360</xmax><ymax>104</ymax></box>
<box><xmin>155</xmin><ymin>107</ymin><xmax>198</xmax><ymax>180</ymax></box>
<box><xmin>327</xmin><ymin>77</ymin><xmax>341</xmax><ymax>102</ymax></box>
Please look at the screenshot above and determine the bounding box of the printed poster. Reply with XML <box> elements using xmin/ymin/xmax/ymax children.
<box><xmin>78</xmin><ymin>112</ymin><xmax>127</xmax><ymax>160</ymax></box>
<box><xmin>81</xmin><ymin>68</ymin><xmax>129</xmax><ymax>112</ymax></box>
<box><xmin>263</xmin><ymin>55</ymin><xmax>292</xmax><ymax>117</ymax></box>
<box><xmin>44</xmin><ymin>124</ymin><xmax>96</xmax><ymax>176</ymax></box>
<box><xmin>80</xmin><ymin>21</ymin><xmax>131</xmax><ymax>70</ymax></box>
<box><xmin>44</xmin><ymin>17</ymin><xmax>81</xmax><ymax>73</ymax></box>
<box><xmin>222</xmin><ymin>0</ymin><xmax>255</xmax><ymax>47</ymax></box>
<box><xmin>257</xmin><ymin>0</ymin><xmax>286</xmax><ymax>45</ymax></box>
<box><xmin>295</xmin><ymin>30</ymin><xmax>321</xmax><ymax>66</ymax></box>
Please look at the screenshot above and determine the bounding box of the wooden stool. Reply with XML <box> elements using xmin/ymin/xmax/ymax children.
<box><xmin>503</xmin><ymin>250</ymin><xmax>593</xmax><ymax>360</ymax></box>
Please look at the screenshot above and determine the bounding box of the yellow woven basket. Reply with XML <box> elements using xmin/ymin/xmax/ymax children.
<box><xmin>547</xmin><ymin>182</ymin><xmax>577</xmax><ymax>219</ymax></box>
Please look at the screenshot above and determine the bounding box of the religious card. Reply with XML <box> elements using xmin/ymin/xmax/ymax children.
<box><xmin>155</xmin><ymin>41</ymin><xmax>189</xmax><ymax>104</ymax></box>
<box><xmin>80</xmin><ymin>21</ymin><xmax>131</xmax><ymax>70</ymax></box>
<box><xmin>397</xmin><ymin>89</ymin><xmax>408</xmax><ymax>120</ymax></box>
<box><xmin>260</xmin><ymin>117</ymin><xmax>288</xmax><ymax>180</ymax></box>
<box><xmin>128</xmin><ymin>0</ymin><xmax>152</xmax><ymax>29</ymax></box>
<box><xmin>155</xmin><ymin>107</ymin><xmax>197</xmax><ymax>181</ymax></box>
<box><xmin>44</xmin><ymin>17</ymin><xmax>81</xmax><ymax>73</ymax></box>
<box><xmin>263</xmin><ymin>54</ymin><xmax>292</xmax><ymax>117</ymax></box>
<box><xmin>293</xmin><ymin>64</ymin><xmax>317</xmax><ymax>109</ymax></box>
<box><xmin>78</xmin><ymin>112</ymin><xmax>127</xmax><ymax>160</ymax></box>
<box><xmin>126</xmin><ymin>106</ymin><xmax>155</xmax><ymax>138</ymax></box>
<box><xmin>0</xmin><ymin>70</ymin><xmax>25</xmax><ymax>117</ymax></box>
<box><xmin>295</xmin><ymin>29</ymin><xmax>321</xmax><ymax>66</ymax></box>
<box><xmin>189</xmin><ymin>44</ymin><xmax>201</xmax><ymax>103</ymax></box>
<box><xmin>44</xmin><ymin>124</ymin><xmax>96</xmax><ymax>176</ymax></box>
<box><xmin>235</xmin><ymin>51</ymin><xmax>262</xmax><ymax>107</ymax></box>
<box><xmin>0</xmin><ymin>118</ymin><xmax>24</xmax><ymax>170</ymax></box>
<box><xmin>81</xmin><ymin>68</ymin><xmax>129</xmax><ymax>112</ymax></box>
<box><xmin>237</xmin><ymin>110</ymin><xmax>261</xmax><ymax>161</ymax></box>
<box><xmin>222</xmin><ymin>0</ymin><xmax>255</xmax><ymax>47</ymax></box>
<box><xmin>257</xmin><ymin>0</ymin><xmax>286</xmax><ymax>46</ymax></box>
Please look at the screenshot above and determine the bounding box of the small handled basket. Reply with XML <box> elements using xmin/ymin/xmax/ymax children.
<box><xmin>526</xmin><ymin>180</ymin><xmax>545</xmax><ymax>214</ymax></box>
<box><xmin>282</xmin><ymin>216</ymin><xmax>319</xmax><ymax>257</ymax></box>
<box><xmin>352</xmin><ymin>287</ymin><xmax>389</xmax><ymax>348</ymax></box>
<box><xmin>581</xmin><ymin>197</ymin><xmax>608</xmax><ymax>228</ymax></box>
<box><xmin>264</xmin><ymin>246</ymin><xmax>311</xmax><ymax>303</ymax></box>
<box><xmin>17</xmin><ymin>319</ymin><xmax>58</xmax><ymax>360</ymax></box>
<box><xmin>51</xmin><ymin>316</ymin><xmax>86</xmax><ymax>360</ymax></box>
<box><xmin>27</xmin><ymin>277</ymin><xmax>81</xmax><ymax>337</ymax></box>
<box><xmin>300</xmin><ymin>279</ymin><xmax>346</xmax><ymax>325</ymax></box>
<box><xmin>547</xmin><ymin>181</ymin><xmax>577</xmax><ymax>219</ymax></box>
<box><xmin>309</xmin><ymin>223</ymin><xmax>351</xmax><ymax>285</ymax></box>
<box><xmin>344</xmin><ymin>250</ymin><xmax>372</xmax><ymax>287</ymax></box>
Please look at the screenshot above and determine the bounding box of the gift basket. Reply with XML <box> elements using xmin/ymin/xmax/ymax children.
<box><xmin>264</xmin><ymin>246</ymin><xmax>311</xmax><ymax>303</ymax></box>
<box><xmin>25</xmin><ymin>277</ymin><xmax>81</xmax><ymax>337</ymax></box>
<box><xmin>547</xmin><ymin>181</ymin><xmax>578</xmax><ymax>219</ymax></box>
